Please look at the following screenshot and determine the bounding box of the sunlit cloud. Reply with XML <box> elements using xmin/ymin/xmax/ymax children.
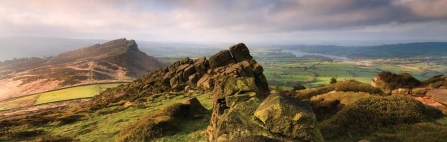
<box><xmin>0</xmin><ymin>0</ymin><xmax>446</xmax><ymax>43</ymax></box>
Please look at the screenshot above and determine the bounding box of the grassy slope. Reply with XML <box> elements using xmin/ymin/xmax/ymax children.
<box><xmin>9</xmin><ymin>92</ymin><xmax>213</xmax><ymax>142</ymax></box>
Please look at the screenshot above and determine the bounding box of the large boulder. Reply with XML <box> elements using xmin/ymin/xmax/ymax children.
<box><xmin>254</xmin><ymin>93</ymin><xmax>324</xmax><ymax>141</ymax></box>
<box><xmin>209</xmin><ymin>50</ymin><xmax>236</xmax><ymax>69</ymax></box>
<box><xmin>229</xmin><ymin>43</ymin><xmax>253</xmax><ymax>62</ymax></box>
<box><xmin>183</xmin><ymin>65</ymin><xmax>196</xmax><ymax>81</ymax></box>
<box><xmin>194</xmin><ymin>56</ymin><xmax>208</xmax><ymax>75</ymax></box>
<box><xmin>207</xmin><ymin>92</ymin><xmax>324</xmax><ymax>142</ymax></box>
<box><xmin>197</xmin><ymin>74</ymin><xmax>213</xmax><ymax>89</ymax></box>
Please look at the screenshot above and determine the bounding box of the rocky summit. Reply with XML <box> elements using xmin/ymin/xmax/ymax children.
<box><xmin>88</xmin><ymin>43</ymin><xmax>323</xmax><ymax>141</ymax></box>
<box><xmin>92</xmin><ymin>43</ymin><xmax>270</xmax><ymax>106</ymax></box>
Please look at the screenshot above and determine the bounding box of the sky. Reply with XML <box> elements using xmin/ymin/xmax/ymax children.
<box><xmin>0</xmin><ymin>0</ymin><xmax>447</xmax><ymax>44</ymax></box>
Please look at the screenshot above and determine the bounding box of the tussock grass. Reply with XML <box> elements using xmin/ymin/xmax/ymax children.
<box><xmin>311</xmin><ymin>91</ymin><xmax>372</xmax><ymax>106</ymax></box>
<box><xmin>320</xmin><ymin>96</ymin><xmax>436</xmax><ymax>139</ymax></box>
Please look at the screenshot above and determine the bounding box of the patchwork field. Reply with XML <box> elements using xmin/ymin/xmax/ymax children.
<box><xmin>251</xmin><ymin>49</ymin><xmax>447</xmax><ymax>89</ymax></box>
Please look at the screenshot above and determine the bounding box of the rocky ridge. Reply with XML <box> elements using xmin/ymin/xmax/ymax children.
<box><xmin>91</xmin><ymin>43</ymin><xmax>323</xmax><ymax>141</ymax></box>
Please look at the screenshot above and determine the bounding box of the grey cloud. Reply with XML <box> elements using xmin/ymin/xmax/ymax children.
<box><xmin>0</xmin><ymin>0</ymin><xmax>446</xmax><ymax>43</ymax></box>
<box><xmin>158</xmin><ymin>0</ymin><xmax>447</xmax><ymax>32</ymax></box>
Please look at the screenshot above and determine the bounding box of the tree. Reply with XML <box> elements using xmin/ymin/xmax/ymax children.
<box><xmin>330</xmin><ymin>77</ymin><xmax>337</xmax><ymax>84</ymax></box>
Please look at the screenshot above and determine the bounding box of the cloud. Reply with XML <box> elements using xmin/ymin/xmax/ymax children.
<box><xmin>0</xmin><ymin>0</ymin><xmax>446</xmax><ymax>43</ymax></box>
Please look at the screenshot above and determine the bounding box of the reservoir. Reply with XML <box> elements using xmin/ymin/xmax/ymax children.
<box><xmin>282</xmin><ymin>50</ymin><xmax>350</xmax><ymax>61</ymax></box>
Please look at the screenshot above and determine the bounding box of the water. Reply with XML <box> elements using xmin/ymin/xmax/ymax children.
<box><xmin>282</xmin><ymin>50</ymin><xmax>350</xmax><ymax>61</ymax></box>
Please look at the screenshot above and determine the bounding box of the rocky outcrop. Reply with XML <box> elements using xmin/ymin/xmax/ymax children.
<box><xmin>204</xmin><ymin>44</ymin><xmax>323</xmax><ymax>141</ymax></box>
<box><xmin>91</xmin><ymin>43</ymin><xmax>322</xmax><ymax>141</ymax></box>
<box><xmin>91</xmin><ymin>43</ymin><xmax>270</xmax><ymax>107</ymax></box>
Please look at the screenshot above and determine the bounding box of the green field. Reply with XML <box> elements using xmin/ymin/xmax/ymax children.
<box><xmin>35</xmin><ymin>83</ymin><xmax>126</xmax><ymax>105</ymax></box>
<box><xmin>0</xmin><ymin>83</ymin><xmax>127</xmax><ymax>110</ymax></box>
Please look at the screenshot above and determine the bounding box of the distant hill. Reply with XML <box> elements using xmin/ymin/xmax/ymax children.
<box><xmin>0</xmin><ymin>38</ymin><xmax>164</xmax><ymax>101</ymax></box>
<box><xmin>284</xmin><ymin>42</ymin><xmax>447</xmax><ymax>59</ymax></box>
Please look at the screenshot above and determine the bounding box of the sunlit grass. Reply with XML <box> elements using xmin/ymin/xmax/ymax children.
<box><xmin>35</xmin><ymin>83</ymin><xmax>125</xmax><ymax>105</ymax></box>
<box><xmin>28</xmin><ymin>92</ymin><xmax>213</xmax><ymax>142</ymax></box>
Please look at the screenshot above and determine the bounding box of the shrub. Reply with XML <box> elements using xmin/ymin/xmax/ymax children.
<box><xmin>330</xmin><ymin>77</ymin><xmax>337</xmax><ymax>84</ymax></box>
<box><xmin>310</xmin><ymin>98</ymin><xmax>343</xmax><ymax>121</ymax></box>
<box><xmin>292</xmin><ymin>84</ymin><xmax>306</xmax><ymax>91</ymax></box>
<box><xmin>311</xmin><ymin>91</ymin><xmax>373</xmax><ymax>121</ymax></box>
<box><xmin>370</xmin><ymin>123</ymin><xmax>447</xmax><ymax>142</ymax></box>
<box><xmin>423</xmin><ymin>105</ymin><xmax>445</xmax><ymax>119</ymax></box>
<box><xmin>376</xmin><ymin>71</ymin><xmax>420</xmax><ymax>91</ymax></box>
<box><xmin>321</xmin><ymin>96</ymin><xmax>428</xmax><ymax>138</ymax></box>
<box><xmin>56</xmin><ymin>114</ymin><xmax>85</xmax><ymax>125</ymax></box>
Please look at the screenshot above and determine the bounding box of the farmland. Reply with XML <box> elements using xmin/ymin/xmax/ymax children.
<box><xmin>251</xmin><ymin>49</ymin><xmax>447</xmax><ymax>89</ymax></box>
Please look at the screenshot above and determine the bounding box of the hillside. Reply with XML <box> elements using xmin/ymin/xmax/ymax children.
<box><xmin>285</xmin><ymin>42</ymin><xmax>447</xmax><ymax>59</ymax></box>
<box><xmin>0</xmin><ymin>38</ymin><xmax>164</xmax><ymax>101</ymax></box>
<box><xmin>0</xmin><ymin>43</ymin><xmax>446</xmax><ymax>142</ymax></box>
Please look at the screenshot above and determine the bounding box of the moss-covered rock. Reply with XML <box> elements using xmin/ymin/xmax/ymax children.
<box><xmin>210</xmin><ymin>98</ymin><xmax>264</xmax><ymax>141</ymax></box>
<box><xmin>223</xmin><ymin>77</ymin><xmax>259</xmax><ymax>98</ymax></box>
<box><xmin>225</xmin><ymin>93</ymin><xmax>254</xmax><ymax>108</ymax></box>
<box><xmin>254</xmin><ymin>93</ymin><xmax>324</xmax><ymax>142</ymax></box>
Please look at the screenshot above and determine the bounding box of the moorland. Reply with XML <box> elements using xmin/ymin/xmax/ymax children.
<box><xmin>1</xmin><ymin>40</ymin><xmax>447</xmax><ymax>142</ymax></box>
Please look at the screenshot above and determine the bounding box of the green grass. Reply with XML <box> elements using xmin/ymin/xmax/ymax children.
<box><xmin>35</xmin><ymin>83</ymin><xmax>125</xmax><ymax>105</ymax></box>
<box><xmin>22</xmin><ymin>92</ymin><xmax>213</xmax><ymax>142</ymax></box>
